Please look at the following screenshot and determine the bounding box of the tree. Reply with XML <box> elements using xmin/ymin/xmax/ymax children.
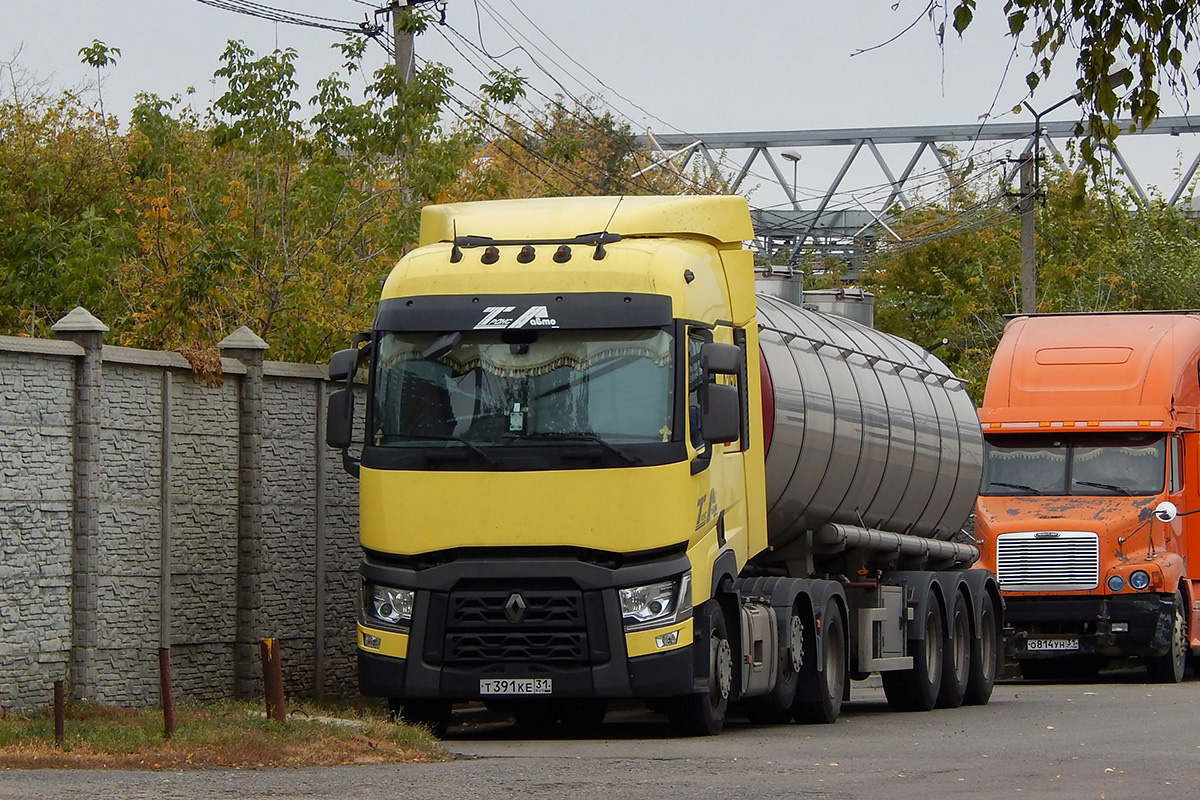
<box><xmin>449</xmin><ymin>91</ymin><xmax>729</xmax><ymax>200</ymax></box>
<box><xmin>947</xmin><ymin>1</ymin><xmax>1200</xmax><ymax>163</ymax></box>
<box><xmin>0</xmin><ymin>67</ymin><xmax>134</xmax><ymax>335</ymax></box>
<box><xmin>860</xmin><ymin>157</ymin><xmax>1200</xmax><ymax>401</ymax></box>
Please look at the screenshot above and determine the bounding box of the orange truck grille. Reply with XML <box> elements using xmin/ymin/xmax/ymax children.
<box><xmin>995</xmin><ymin>532</ymin><xmax>1100</xmax><ymax>592</ymax></box>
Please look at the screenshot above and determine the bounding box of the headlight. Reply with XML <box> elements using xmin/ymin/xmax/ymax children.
<box><xmin>1128</xmin><ymin>570</ymin><xmax>1151</xmax><ymax>590</ymax></box>
<box><xmin>1107</xmin><ymin>574</ymin><xmax>1125</xmax><ymax>592</ymax></box>
<box><xmin>368</xmin><ymin>584</ymin><xmax>414</xmax><ymax>626</ymax></box>
<box><xmin>619</xmin><ymin>573</ymin><xmax>692</xmax><ymax>631</ymax></box>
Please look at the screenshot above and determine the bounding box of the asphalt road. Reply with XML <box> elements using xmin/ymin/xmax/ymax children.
<box><xmin>5</xmin><ymin>666</ymin><xmax>1198</xmax><ymax>800</ymax></box>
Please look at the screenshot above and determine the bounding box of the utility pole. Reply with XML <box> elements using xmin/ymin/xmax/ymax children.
<box><xmin>1019</xmin><ymin>153</ymin><xmax>1036</xmax><ymax>314</ymax></box>
<box><xmin>390</xmin><ymin>0</ymin><xmax>415</xmax><ymax>85</ymax></box>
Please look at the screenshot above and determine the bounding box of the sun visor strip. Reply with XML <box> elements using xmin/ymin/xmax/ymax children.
<box><xmin>373</xmin><ymin>293</ymin><xmax>673</xmax><ymax>332</ymax></box>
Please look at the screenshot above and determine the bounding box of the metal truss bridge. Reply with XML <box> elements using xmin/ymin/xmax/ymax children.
<box><xmin>640</xmin><ymin>117</ymin><xmax>1200</xmax><ymax>277</ymax></box>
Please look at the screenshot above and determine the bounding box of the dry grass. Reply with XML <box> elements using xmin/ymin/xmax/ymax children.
<box><xmin>0</xmin><ymin>700</ymin><xmax>447</xmax><ymax>770</ymax></box>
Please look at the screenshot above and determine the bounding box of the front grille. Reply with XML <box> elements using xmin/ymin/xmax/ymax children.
<box><xmin>996</xmin><ymin>531</ymin><xmax>1099</xmax><ymax>591</ymax></box>
<box><xmin>451</xmin><ymin>590</ymin><xmax>583</xmax><ymax>628</ymax></box>
<box><xmin>444</xmin><ymin>585</ymin><xmax>590</xmax><ymax>663</ymax></box>
<box><xmin>447</xmin><ymin>632</ymin><xmax>586</xmax><ymax>662</ymax></box>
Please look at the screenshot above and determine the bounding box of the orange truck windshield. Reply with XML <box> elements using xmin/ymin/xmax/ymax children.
<box><xmin>981</xmin><ymin>432</ymin><xmax>1165</xmax><ymax>497</ymax></box>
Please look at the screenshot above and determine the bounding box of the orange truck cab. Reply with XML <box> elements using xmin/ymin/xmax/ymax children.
<box><xmin>975</xmin><ymin>312</ymin><xmax>1198</xmax><ymax>682</ymax></box>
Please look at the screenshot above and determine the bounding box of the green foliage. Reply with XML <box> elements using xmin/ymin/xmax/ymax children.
<box><xmin>0</xmin><ymin>87</ymin><xmax>134</xmax><ymax>334</ymax></box>
<box><xmin>862</xmin><ymin>161</ymin><xmax>1200</xmax><ymax>401</ymax></box>
<box><xmin>0</xmin><ymin>39</ymin><xmax>488</xmax><ymax>360</ymax></box>
<box><xmin>2</xmin><ymin>37</ymin><xmax>720</xmax><ymax>358</ymax></box>
<box><xmin>948</xmin><ymin>0</ymin><xmax>1200</xmax><ymax>168</ymax></box>
<box><xmin>78</xmin><ymin>40</ymin><xmax>120</xmax><ymax>70</ymax></box>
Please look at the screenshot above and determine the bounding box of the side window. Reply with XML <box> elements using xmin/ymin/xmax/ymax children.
<box><xmin>687</xmin><ymin>332</ymin><xmax>707</xmax><ymax>450</ymax></box>
<box><xmin>1170</xmin><ymin>436</ymin><xmax>1183</xmax><ymax>493</ymax></box>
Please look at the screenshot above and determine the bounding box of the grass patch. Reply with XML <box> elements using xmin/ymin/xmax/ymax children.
<box><xmin>0</xmin><ymin>699</ymin><xmax>446</xmax><ymax>769</ymax></box>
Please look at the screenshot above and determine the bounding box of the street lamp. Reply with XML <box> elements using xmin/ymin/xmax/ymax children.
<box><xmin>782</xmin><ymin>149</ymin><xmax>802</xmax><ymax>210</ymax></box>
<box><xmin>1016</xmin><ymin>67</ymin><xmax>1133</xmax><ymax>314</ymax></box>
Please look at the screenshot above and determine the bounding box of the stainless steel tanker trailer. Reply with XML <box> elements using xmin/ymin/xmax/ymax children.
<box><xmin>327</xmin><ymin>195</ymin><xmax>1000</xmax><ymax>736</ymax></box>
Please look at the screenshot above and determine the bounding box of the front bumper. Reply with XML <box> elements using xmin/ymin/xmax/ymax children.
<box><xmin>357</xmin><ymin>549</ymin><xmax>699</xmax><ymax>702</ymax></box>
<box><xmin>1004</xmin><ymin>593</ymin><xmax>1176</xmax><ymax>659</ymax></box>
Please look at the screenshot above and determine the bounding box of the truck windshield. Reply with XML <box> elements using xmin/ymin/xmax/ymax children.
<box><xmin>370</xmin><ymin>328</ymin><xmax>674</xmax><ymax>448</ymax></box>
<box><xmin>981</xmin><ymin>432</ymin><xmax>1165</xmax><ymax>496</ymax></box>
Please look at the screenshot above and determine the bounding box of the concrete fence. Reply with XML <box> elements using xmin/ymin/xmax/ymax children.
<box><xmin>0</xmin><ymin>308</ymin><xmax>361</xmax><ymax>711</ymax></box>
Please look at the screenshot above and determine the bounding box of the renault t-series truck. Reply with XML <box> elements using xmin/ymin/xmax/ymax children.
<box><xmin>975</xmin><ymin>312</ymin><xmax>1198</xmax><ymax>682</ymax></box>
<box><xmin>326</xmin><ymin>195</ymin><xmax>1001</xmax><ymax>735</ymax></box>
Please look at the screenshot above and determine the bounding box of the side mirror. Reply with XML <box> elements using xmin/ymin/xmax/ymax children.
<box><xmin>701</xmin><ymin>383</ymin><xmax>740</xmax><ymax>443</ymax></box>
<box><xmin>328</xmin><ymin>348</ymin><xmax>360</xmax><ymax>382</ymax></box>
<box><xmin>1154</xmin><ymin>501</ymin><xmax>1178</xmax><ymax>522</ymax></box>
<box><xmin>701</xmin><ymin>342</ymin><xmax>742</xmax><ymax>376</ymax></box>
<box><xmin>326</xmin><ymin>388</ymin><xmax>355</xmax><ymax>450</ymax></box>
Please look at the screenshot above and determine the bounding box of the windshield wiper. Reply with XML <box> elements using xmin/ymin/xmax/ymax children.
<box><xmin>989</xmin><ymin>481</ymin><xmax>1045</xmax><ymax>495</ymax></box>
<box><xmin>388</xmin><ymin>432</ymin><xmax>498</xmax><ymax>466</ymax></box>
<box><xmin>1074</xmin><ymin>480</ymin><xmax>1133</xmax><ymax>496</ymax></box>
<box><xmin>503</xmin><ymin>431</ymin><xmax>641</xmax><ymax>465</ymax></box>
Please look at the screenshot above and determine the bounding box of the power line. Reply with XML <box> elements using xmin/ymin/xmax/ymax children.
<box><xmin>191</xmin><ymin>0</ymin><xmax>383</xmax><ymax>34</ymax></box>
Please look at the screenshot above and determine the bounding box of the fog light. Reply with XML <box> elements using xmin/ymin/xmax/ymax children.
<box><xmin>1107</xmin><ymin>575</ymin><xmax>1125</xmax><ymax>592</ymax></box>
<box><xmin>655</xmin><ymin>631</ymin><xmax>679</xmax><ymax>648</ymax></box>
<box><xmin>1110</xmin><ymin>622</ymin><xmax>1129</xmax><ymax>633</ymax></box>
<box><xmin>362</xmin><ymin>634</ymin><xmax>382</xmax><ymax>649</ymax></box>
<box><xmin>1129</xmin><ymin>570</ymin><xmax>1151</xmax><ymax>590</ymax></box>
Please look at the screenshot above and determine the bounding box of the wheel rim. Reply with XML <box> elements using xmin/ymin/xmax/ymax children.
<box><xmin>713</xmin><ymin>634</ymin><xmax>732</xmax><ymax>702</ymax></box>
<box><xmin>1172</xmin><ymin>603</ymin><xmax>1186</xmax><ymax>671</ymax></box>
<box><xmin>925</xmin><ymin>609</ymin><xmax>943</xmax><ymax>686</ymax></box>
<box><xmin>788</xmin><ymin>615</ymin><xmax>804</xmax><ymax>675</ymax></box>
<box><xmin>951</xmin><ymin>608</ymin><xmax>969</xmax><ymax>682</ymax></box>
<box><xmin>823</xmin><ymin>618</ymin><xmax>844</xmax><ymax>701</ymax></box>
<box><xmin>980</xmin><ymin>607</ymin><xmax>996</xmax><ymax>675</ymax></box>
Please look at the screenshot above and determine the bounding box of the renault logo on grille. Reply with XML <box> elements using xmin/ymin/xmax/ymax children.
<box><xmin>504</xmin><ymin>592</ymin><xmax>528</xmax><ymax>623</ymax></box>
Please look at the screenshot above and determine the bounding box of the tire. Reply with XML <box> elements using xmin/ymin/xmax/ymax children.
<box><xmin>964</xmin><ymin>590</ymin><xmax>999</xmax><ymax>705</ymax></box>
<box><xmin>669</xmin><ymin>599</ymin><xmax>732</xmax><ymax>736</ymax></box>
<box><xmin>794</xmin><ymin>604</ymin><xmax>846</xmax><ymax>724</ymax></box>
<box><xmin>1146</xmin><ymin>590</ymin><xmax>1187</xmax><ymax>684</ymax></box>
<box><xmin>390</xmin><ymin>698</ymin><xmax>451</xmax><ymax>738</ymax></box>
<box><xmin>745</xmin><ymin>603</ymin><xmax>804</xmax><ymax>725</ymax></box>
<box><xmin>937</xmin><ymin>590</ymin><xmax>971</xmax><ymax>709</ymax></box>
<box><xmin>882</xmin><ymin>592</ymin><xmax>944</xmax><ymax>712</ymax></box>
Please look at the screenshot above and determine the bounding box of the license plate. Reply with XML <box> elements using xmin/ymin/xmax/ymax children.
<box><xmin>479</xmin><ymin>678</ymin><xmax>552</xmax><ymax>695</ymax></box>
<box><xmin>1026</xmin><ymin>637</ymin><xmax>1080</xmax><ymax>652</ymax></box>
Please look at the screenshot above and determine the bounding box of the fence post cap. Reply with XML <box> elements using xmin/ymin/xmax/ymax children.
<box><xmin>51</xmin><ymin>307</ymin><xmax>109</xmax><ymax>333</ymax></box>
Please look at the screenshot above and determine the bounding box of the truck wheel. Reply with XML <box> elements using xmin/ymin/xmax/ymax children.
<box><xmin>669</xmin><ymin>599</ymin><xmax>731</xmax><ymax>736</ymax></box>
<box><xmin>882</xmin><ymin>593</ymin><xmax>944</xmax><ymax>712</ymax></box>
<box><xmin>794</xmin><ymin>606</ymin><xmax>845</xmax><ymax>724</ymax></box>
<box><xmin>390</xmin><ymin>698</ymin><xmax>451</xmax><ymax>738</ymax></box>
<box><xmin>937</xmin><ymin>590</ymin><xmax>971</xmax><ymax>709</ymax></box>
<box><xmin>1146</xmin><ymin>591</ymin><xmax>1187</xmax><ymax>684</ymax></box>
<box><xmin>745</xmin><ymin>604</ymin><xmax>804</xmax><ymax>724</ymax></box>
<box><xmin>964</xmin><ymin>591</ymin><xmax>999</xmax><ymax>705</ymax></box>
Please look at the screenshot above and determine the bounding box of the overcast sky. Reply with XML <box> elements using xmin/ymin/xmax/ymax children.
<box><xmin>4</xmin><ymin>1</ymin><xmax>1196</xmax><ymax>206</ymax></box>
